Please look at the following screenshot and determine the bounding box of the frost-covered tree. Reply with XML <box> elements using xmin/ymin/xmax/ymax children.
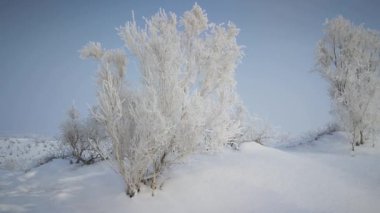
<box><xmin>316</xmin><ymin>16</ymin><xmax>380</xmax><ymax>150</ymax></box>
<box><xmin>81</xmin><ymin>4</ymin><xmax>244</xmax><ymax>197</ymax></box>
<box><xmin>236</xmin><ymin>116</ymin><xmax>273</xmax><ymax>146</ymax></box>
<box><xmin>61</xmin><ymin>105</ymin><xmax>106</xmax><ymax>164</ymax></box>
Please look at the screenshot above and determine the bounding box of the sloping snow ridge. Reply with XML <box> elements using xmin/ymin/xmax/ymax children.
<box><xmin>0</xmin><ymin>132</ymin><xmax>379</xmax><ymax>213</ymax></box>
<box><xmin>0</xmin><ymin>137</ymin><xmax>68</xmax><ymax>171</ymax></box>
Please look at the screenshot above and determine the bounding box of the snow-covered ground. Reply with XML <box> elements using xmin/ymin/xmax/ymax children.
<box><xmin>1</xmin><ymin>132</ymin><xmax>379</xmax><ymax>213</ymax></box>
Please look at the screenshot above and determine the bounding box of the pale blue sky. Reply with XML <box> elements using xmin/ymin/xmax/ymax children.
<box><xmin>1</xmin><ymin>0</ymin><xmax>380</xmax><ymax>136</ymax></box>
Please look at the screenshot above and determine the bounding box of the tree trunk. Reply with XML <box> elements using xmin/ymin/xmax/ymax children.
<box><xmin>126</xmin><ymin>185</ymin><xmax>136</xmax><ymax>198</ymax></box>
<box><xmin>359</xmin><ymin>130</ymin><xmax>364</xmax><ymax>145</ymax></box>
<box><xmin>355</xmin><ymin>130</ymin><xmax>360</xmax><ymax>146</ymax></box>
<box><xmin>352</xmin><ymin>130</ymin><xmax>356</xmax><ymax>151</ymax></box>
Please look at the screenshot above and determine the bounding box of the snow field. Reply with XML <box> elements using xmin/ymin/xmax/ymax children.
<box><xmin>1</xmin><ymin>132</ymin><xmax>379</xmax><ymax>213</ymax></box>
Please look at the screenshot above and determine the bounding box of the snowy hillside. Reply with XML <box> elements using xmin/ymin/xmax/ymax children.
<box><xmin>0</xmin><ymin>137</ymin><xmax>68</xmax><ymax>171</ymax></box>
<box><xmin>1</xmin><ymin>132</ymin><xmax>379</xmax><ymax>213</ymax></box>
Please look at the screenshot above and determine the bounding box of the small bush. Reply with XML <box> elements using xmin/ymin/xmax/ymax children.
<box><xmin>61</xmin><ymin>106</ymin><xmax>107</xmax><ymax>164</ymax></box>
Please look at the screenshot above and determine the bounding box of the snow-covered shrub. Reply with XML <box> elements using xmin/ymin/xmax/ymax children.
<box><xmin>236</xmin><ymin>116</ymin><xmax>276</xmax><ymax>147</ymax></box>
<box><xmin>61</xmin><ymin>105</ymin><xmax>107</xmax><ymax>164</ymax></box>
<box><xmin>316</xmin><ymin>16</ymin><xmax>380</xmax><ymax>151</ymax></box>
<box><xmin>81</xmin><ymin>3</ymin><xmax>244</xmax><ymax>197</ymax></box>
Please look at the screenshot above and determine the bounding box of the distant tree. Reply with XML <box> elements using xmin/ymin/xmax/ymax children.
<box><xmin>316</xmin><ymin>16</ymin><xmax>380</xmax><ymax>151</ymax></box>
<box><xmin>81</xmin><ymin>3</ymin><xmax>244</xmax><ymax>197</ymax></box>
<box><xmin>61</xmin><ymin>105</ymin><xmax>106</xmax><ymax>164</ymax></box>
<box><xmin>236</xmin><ymin>116</ymin><xmax>273</xmax><ymax>146</ymax></box>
